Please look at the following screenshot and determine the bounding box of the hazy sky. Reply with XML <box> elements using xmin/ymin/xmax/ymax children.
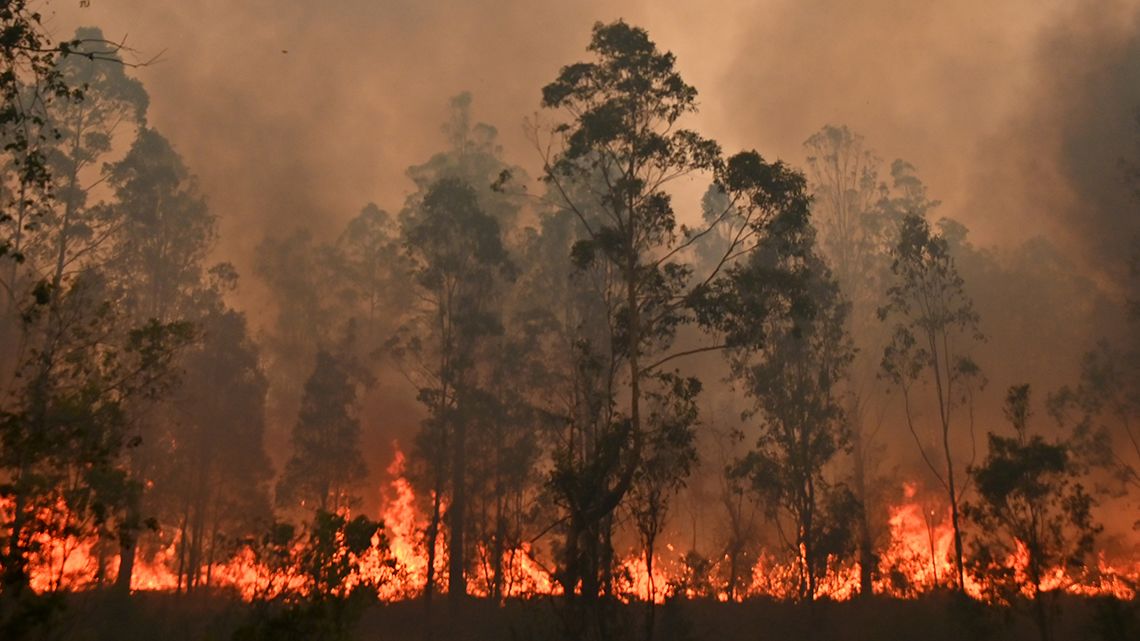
<box><xmin>43</xmin><ymin>0</ymin><xmax>1140</xmax><ymax>296</ymax></box>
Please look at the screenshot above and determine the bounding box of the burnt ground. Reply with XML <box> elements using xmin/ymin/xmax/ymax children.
<box><xmin>3</xmin><ymin>590</ymin><xmax>1137</xmax><ymax>641</ymax></box>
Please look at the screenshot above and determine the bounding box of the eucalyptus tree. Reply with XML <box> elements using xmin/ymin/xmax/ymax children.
<box><xmin>1048</xmin><ymin>339</ymin><xmax>1140</xmax><ymax>525</ymax></box>
<box><xmin>879</xmin><ymin>214</ymin><xmax>984</xmax><ymax>592</ymax></box>
<box><xmin>535</xmin><ymin>20</ymin><xmax>817</xmax><ymax>636</ymax></box>
<box><xmin>175</xmin><ymin>303</ymin><xmax>273</xmax><ymax>591</ymax></box>
<box><xmin>396</xmin><ymin>177</ymin><xmax>512</xmax><ymax>603</ymax></box>
<box><xmin>730</xmin><ymin>225</ymin><xmax>858</xmax><ymax>602</ymax></box>
<box><xmin>463</xmin><ymin>293</ymin><xmax>553</xmax><ymax>602</ymax></box>
<box><xmin>0</xmin><ymin>281</ymin><xmax>191</xmax><ymax>596</ymax></box>
<box><xmin>802</xmin><ymin>125</ymin><xmax>887</xmax><ymax>594</ymax></box>
<box><xmin>626</xmin><ymin>374</ymin><xmax>698</xmax><ymax>636</ymax></box>
<box><xmin>0</xmin><ymin>29</ymin><xmax>196</xmax><ymax>603</ymax></box>
<box><xmin>106</xmin><ymin>127</ymin><xmax>216</xmax><ymax>322</ymax></box>
<box><xmin>802</xmin><ymin>129</ymin><xmax>943</xmax><ymax>596</ymax></box>
<box><xmin>388</xmin><ymin>93</ymin><xmax>526</xmax><ymax>604</ymax></box>
<box><xmin>0</xmin><ymin>4</ymin><xmax>78</xmax><ymax>322</ymax></box>
<box><xmin>101</xmin><ymin>124</ymin><xmax>228</xmax><ymax>591</ymax></box>
<box><xmin>254</xmin><ymin>229</ymin><xmax>340</xmax><ymax>433</ymax></box>
<box><xmin>34</xmin><ymin>28</ymin><xmax>148</xmax><ymax>301</ymax></box>
<box><xmin>328</xmin><ymin>203</ymin><xmax>404</xmax><ymax>348</ymax></box>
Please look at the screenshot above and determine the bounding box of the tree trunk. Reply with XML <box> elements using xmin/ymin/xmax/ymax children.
<box><xmin>851</xmin><ymin>417</ymin><xmax>875</xmax><ymax>596</ymax></box>
<box><xmin>726</xmin><ymin>542</ymin><xmax>740</xmax><ymax>601</ymax></box>
<box><xmin>424</xmin><ymin>486</ymin><xmax>443</xmax><ymax>609</ymax></box>
<box><xmin>644</xmin><ymin>531</ymin><xmax>657</xmax><ymax>641</ymax></box>
<box><xmin>448</xmin><ymin>413</ymin><xmax>467</xmax><ymax>603</ymax></box>
<box><xmin>491</xmin><ymin>495</ymin><xmax>505</xmax><ymax>602</ymax></box>
<box><xmin>3</xmin><ymin>489</ymin><xmax>30</xmax><ymax>593</ymax></box>
<box><xmin>114</xmin><ymin>494</ymin><xmax>140</xmax><ymax>597</ymax></box>
<box><xmin>1028</xmin><ymin>546</ymin><xmax>1051</xmax><ymax>641</ymax></box>
<box><xmin>946</xmin><ymin>466</ymin><xmax>965</xmax><ymax>592</ymax></box>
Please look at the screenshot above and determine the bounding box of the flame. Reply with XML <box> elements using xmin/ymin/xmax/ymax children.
<box><xmin>9</xmin><ymin>465</ymin><xmax>1138</xmax><ymax>604</ymax></box>
<box><xmin>375</xmin><ymin>445</ymin><xmax>438</xmax><ymax>600</ymax></box>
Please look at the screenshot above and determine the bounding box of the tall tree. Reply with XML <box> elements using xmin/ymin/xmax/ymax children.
<box><xmin>1048</xmin><ymin>340</ymin><xmax>1140</xmax><ymax>526</ymax></box>
<box><xmin>396</xmin><ymin>176</ymin><xmax>512</xmax><ymax>603</ymax></box>
<box><xmin>879</xmin><ymin>214</ymin><xmax>984</xmax><ymax>592</ymax></box>
<box><xmin>101</xmin><ymin>123</ymin><xmax>231</xmax><ymax>593</ymax></box>
<box><xmin>106</xmin><ymin>127</ymin><xmax>215</xmax><ymax>322</ymax></box>
<box><xmin>254</xmin><ymin>228</ymin><xmax>340</xmax><ymax>435</ymax></box>
<box><xmin>802</xmin><ymin>125</ymin><xmax>894</xmax><ymax>595</ymax></box>
<box><xmin>390</xmin><ymin>96</ymin><xmax>526</xmax><ymax>605</ymax></box>
<box><xmin>152</xmin><ymin>275</ymin><xmax>273</xmax><ymax>593</ymax></box>
<box><xmin>537</xmin><ymin>19</ymin><xmax>816</xmax><ymax>638</ymax></box>
<box><xmin>626</xmin><ymin>373</ymin><xmax>698</xmax><ymax>636</ymax></box>
<box><xmin>0</xmin><ymin>28</ymin><xmax>191</xmax><ymax>604</ymax></box>
<box><xmin>0</xmin><ymin>3</ymin><xmax>78</xmax><ymax>323</ymax></box>
<box><xmin>327</xmin><ymin>203</ymin><xmax>405</xmax><ymax>349</ymax></box>
<box><xmin>729</xmin><ymin>221</ymin><xmax>858</xmax><ymax>602</ymax></box>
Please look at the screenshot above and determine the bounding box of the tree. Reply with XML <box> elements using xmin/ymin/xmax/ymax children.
<box><xmin>462</xmin><ymin>299</ymin><xmax>550</xmax><ymax>601</ymax></box>
<box><xmin>395</xmin><ymin>176</ymin><xmax>512</xmax><ymax>603</ymax></box>
<box><xmin>106</xmin><ymin>127</ymin><xmax>216</xmax><ymax>322</ymax></box>
<box><xmin>802</xmin><ymin>125</ymin><xmax>895</xmax><ymax>595</ymax></box>
<box><xmin>536</xmin><ymin>21</ymin><xmax>815</xmax><ymax>636</ymax></box>
<box><xmin>34</xmin><ymin>27</ymin><xmax>148</xmax><ymax>304</ymax></box>
<box><xmin>102</xmin><ymin>122</ymin><xmax>247</xmax><ymax>593</ymax></box>
<box><xmin>158</xmin><ymin>283</ymin><xmax>274</xmax><ymax>593</ymax></box>
<box><xmin>406</xmin><ymin>91</ymin><xmax>526</xmax><ymax>230</ymax></box>
<box><xmin>879</xmin><ymin>214</ymin><xmax>985</xmax><ymax>592</ymax></box>
<box><xmin>0</xmin><ymin>28</ymin><xmax>193</xmax><ymax>606</ymax></box>
<box><xmin>254</xmin><ymin>229</ymin><xmax>340</xmax><ymax>433</ymax></box>
<box><xmin>276</xmin><ymin>346</ymin><xmax>370</xmax><ymax>516</ymax></box>
<box><xmin>967</xmin><ymin>385</ymin><xmax>1099</xmax><ymax>641</ymax></box>
<box><xmin>730</xmin><ymin>224</ymin><xmax>858</xmax><ymax>602</ymax></box>
<box><xmin>236</xmin><ymin>511</ymin><xmax>393</xmax><ymax>641</ymax></box>
<box><xmin>0</xmin><ymin>282</ymin><xmax>191</xmax><ymax>596</ymax></box>
<box><xmin>625</xmin><ymin>373</ymin><xmax>698</xmax><ymax>637</ymax></box>
<box><xmin>710</xmin><ymin>425</ymin><xmax>762</xmax><ymax>601</ymax></box>
<box><xmin>0</xmin><ymin>3</ymin><xmax>77</xmax><ymax>322</ymax></box>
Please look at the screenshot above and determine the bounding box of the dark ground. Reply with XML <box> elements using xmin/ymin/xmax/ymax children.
<box><xmin>5</xmin><ymin>590</ymin><xmax>1138</xmax><ymax>641</ymax></box>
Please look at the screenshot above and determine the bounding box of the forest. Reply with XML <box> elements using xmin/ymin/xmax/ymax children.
<box><xmin>0</xmin><ymin>1</ymin><xmax>1138</xmax><ymax>640</ymax></box>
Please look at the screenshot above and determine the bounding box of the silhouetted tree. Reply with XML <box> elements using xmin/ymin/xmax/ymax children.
<box><xmin>626</xmin><ymin>373</ymin><xmax>699</xmax><ymax>636</ymax></box>
<box><xmin>1048</xmin><ymin>341</ymin><xmax>1139</xmax><ymax>525</ymax></box>
<box><xmin>967</xmin><ymin>385</ymin><xmax>1100</xmax><ymax>641</ymax></box>
<box><xmin>537</xmin><ymin>21</ymin><xmax>816</xmax><ymax>637</ymax></box>
<box><xmin>0</xmin><ymin>28</ymin><xmax>193</xmax><ymax>605</ymax></box>
<box><xmin>160</xmin><ymin>283</ymin><xmax>273</xmax><ymax>592</ymax></box>
<box><xmin>254</xmin><ymin>229</ymin><xmax>340</xmax><ymax>434</ymax></box>
<box><xmin>396</xmin><ymin>176</ymin><xmax>512</xmax><ymax>603</ymax></box>
<box><xmin>802</xmin><ymin>125</ymin><xmax>896</xmax><ymax>595</ymax></box>
<box><xmin>327</xmin><ymin>204</ymin><xmax>405</xmax><ymax>349</ymax></box>
<box><xmin>879</xmin><ymin>214</ymin><xmax>984</xmax><ymax>592</ymax></box>
<box><xmin>730</xmin><ymin>223</ymin><xmax>858</xmax><ymax>602</ymax></box>
<box><xmin>276</xmin><ymin>347</ymin><xmax>370</xmax><ymax>515</ymax></box>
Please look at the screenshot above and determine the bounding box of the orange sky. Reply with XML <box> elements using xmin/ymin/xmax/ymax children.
<box><xmin>40</xmin><ymin>1</ymin><xmax>1139</xmax><ymax>295</ymax></box>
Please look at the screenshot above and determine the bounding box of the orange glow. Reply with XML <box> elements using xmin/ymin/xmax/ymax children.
<box><xmin>11</xmin><ymin>468</ymin><xmax>1139</xmax><ymax>603</ymax></box>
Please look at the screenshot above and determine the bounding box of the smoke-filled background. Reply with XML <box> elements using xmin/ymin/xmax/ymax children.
<box><xmin>42</xmin><ymin>0</ymin><xmax>1135</xmax><ymax>452</ymax></box>
<box><xmin>47</xmin><ymin>0</ymin><xmax>1137</xmax><ymax>275</ymax></box>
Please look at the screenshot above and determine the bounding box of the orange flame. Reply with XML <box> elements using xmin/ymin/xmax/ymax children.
<box><xmin>10</xmin><ymin>466</ymin><xmax>1138</xmax><ymax>604</ymax></box>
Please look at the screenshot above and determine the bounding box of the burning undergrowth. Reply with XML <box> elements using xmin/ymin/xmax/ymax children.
<box><xmin>12</xmin><ymin>448</ymin><xmax>1139</xmax><ymax>606</ymax></box>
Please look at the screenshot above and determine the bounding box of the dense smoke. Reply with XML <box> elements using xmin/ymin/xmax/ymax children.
<box><xmin>41</xmin><ymin>1</ymin><xmax>1133</xmax><ymax>296</ymax></box>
